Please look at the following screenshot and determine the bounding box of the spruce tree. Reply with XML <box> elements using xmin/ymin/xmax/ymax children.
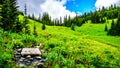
<box><xmin>108</xmin><ymin>20</ymin><xmax>115</xmax><ymax>35</ymax></box>
<box><xmin>42</xmin><ymin>23</ymin><xmax>46</xmax><ymax>30</ymax></box>
<box><xmin>24</xmin><ymin>4</ymin><xmax>30</xmax><ymax>34</ymax></box>
<box><xmin>32</xmin><ymin>14</ymin><xmax>35</xmax><ymax>20</ymax></box>
<box><xmin>15</xmin><ymin>19</ymin><xmax>23</xmax><ymax>33</ymax></box>
<box><xmin>0</xmin><ymin>5</ymin><xmax>2</xmax><ymax>26</ymax></box>
<box><xmin>104</xmin><ymin>24</ymin><xmax>108</xmax><ymax>31</ymax></box>
<box><xmin>59</xmin><ymin>17</ymin><xmax>62</xmax><ymax>26</ymax></box>
<box><xmin>111</xmin><ymin>20</ymin><xmax>115</xmax><ymax>29</ymax></box>
<box><xmin>38</xmin><ymin>13</ymin><xmax>41</xmax><ymax>22</ymax></box>
<box><xmin>71</xmin><ymin>23</ymin><xmax>75</xmax><ymax>31</ymax></box>
<box><xmin>116</xmin><ymin>14</ymin><xmax>120</xmax><ymax>35</ymax></box>
<box><xmin>1</xmin><ymin>0</ymin><xmax>18</xmax><ymax>31</ymax></box>
<box><xmin>41</xmin><ymin>12</ymin><xmax>52</xmax><ymax>25</ymax></box>
<box><xmin>33</xmin><ymin>23</ymin><xmax>37</xmax><ymax>36</ymax></box>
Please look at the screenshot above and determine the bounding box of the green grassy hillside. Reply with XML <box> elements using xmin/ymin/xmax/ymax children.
<box><xmin>23</xmin><ymin>15</ymin><xmax>120</xmax><ymax>67</ymax></box>
<box><xmin>0</xmin><ymin>15</ymin><xmax>120</xmax><ymax>68</ymax></box>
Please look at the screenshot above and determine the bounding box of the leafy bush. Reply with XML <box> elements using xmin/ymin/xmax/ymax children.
<box><xmin>13</xmin><ymin>40</ymin><xmax>24</xmax><ymax>48</ymax></box>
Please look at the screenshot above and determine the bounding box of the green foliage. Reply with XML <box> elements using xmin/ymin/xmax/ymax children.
<box><xmin>0</xmin><ymin>17</ymin><xmax>120</xmax><ymax>67</ymax></box>
<box><xmin>41</xmin><ymin>12</ymin><xmax>53</xmax><ymax>25</ymax></box>
<box><xmin>23</xmin><ymin>4</ymin><xmax>31</xmax><ymax>34</ymax></box>
<box><xmin>15</xmin><ymin>19</ymin><xmax>23</xmax><ymax>33</ymax></box>
<box><xmin>63</xmin><ymin>15</ymin><xmax>85</xmax><ymax>27</ymax></box>
<box><xmin>71</xmin><ymin>23</ymin><xmax>75</xmax><ymax>31</ymax></box>
<box><xmin>42</xmin><ymin>23</ymin><xmax>46</xmax><ymax>30</ymax></box>
<box><xmin>0</xmin><ymin>5</ymin><xmax>2</xmax><ymax>26</ymax></box>
<box><xmin>13</xmin><ymin>40</ymin><xmax>24</xmax><ymax>49</ymax></box>
<box><xmin>108</xmin><ymin>17</ymin><xmax>120</xmax><ymax>36</ymax></box>
<box><xmin>91</xmin><ymin>11</ymin><xmax>101</xmax><ymax>23</ymax></box>
<box><xmin>0</xmin><ymin>31</ymin><xmax>17</xmax><ymax>68</ymax></box>
<box><xmin>33</xmin><ymin>23</ymin><xmax>37</xmax><ymax>36</ymax></box>
<box><xmin>104</xmin><ymin>24</ymin><xmax>108</xmax><ymax>31</ymax></box>
<box><xmin>1</xmin><ymin>0</ymin><xmax>19</xmax><ymax>31</ymax></box>
<box><xmin>25</xmin><ymin>24</ymin><xmax>31</xmax><ymax>34</ymax></box>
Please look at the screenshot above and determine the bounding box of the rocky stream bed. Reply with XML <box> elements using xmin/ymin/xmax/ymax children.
<box><xmin>14</xmin><ymin>48</ymin><xmax>47</xmax><ymax>68</ymax></box>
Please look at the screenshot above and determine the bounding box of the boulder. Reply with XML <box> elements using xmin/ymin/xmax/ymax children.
<box><xmin>21</xmin><ymin>48</ymin><xmax>41</xmax><ymax>56</ymax></box>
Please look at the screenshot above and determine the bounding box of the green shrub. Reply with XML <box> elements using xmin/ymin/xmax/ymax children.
<box><xmin>0</xmin><ymin>43</ymin><xmax>15</xmax><ymax>68</ymax></box>
<box><xmin>42</xmin><ymin>23</ymin><xmax>46</xmax><ymax>30</ymax></box>
<box><xmin>13</xmin><ymin>40</ymin><xmax>24</xmax><ymax>48</ymax></box>
<box><xmin>71</xmin><ymin>24</ymin><xmax>75</xmax><ymax>31</ymax></box>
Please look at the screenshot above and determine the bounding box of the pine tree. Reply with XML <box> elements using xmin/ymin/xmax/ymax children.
<box><xmin>108</xmin><ymin>20</ymin><xmax>115</xmax><ymax>35</ymax></box>
<box><xmin>38</xmin><ymin>13</ymin><xmax>41</xmax><ymax>22</ymax></box>
<box><xmin>24</xmin><ymin>4</ymin><xmax>30</xmax><ymax>34</ymax></box>
<box><xmin>64</xmin><ymin>15</ymin><xmax>67</xmax><ymax>26</ymax></box>
<box><xmin>104</xmin><ymin>24</ymin><xmax>108</xmax><ymax>31</ymax></box>
<box><xmin>42</xmin><ymin>23</ymin><xmax>46</xmax><ymax>30</ymax></box>
<box><xmin>59</xmin><ymin>17</ymin><xmax>62</xmax><ymax>26</ymax></box>
<box><xmin>32</xmin><ymin>14</ymin><xmax>35</xmax><ymax>20</ymax></box>
<box><xmin>15</xmin><ymin>19</ymin><xmax>23</xmax><ymax>33</ymax></box>
<box><xmin>1</xmin><ymin>0</ymin><xmax>18</xmax><ymax>31</ymax></box>
<box><xmin>111</xmin><ymin>20</ymin><xmax>115</xmax><ymax>29</ymax></box>
<box><xmin>116</xmin><ymin>14</ymin><xmax>120</xmax><ymax>35</ymax></box>
<box><xmin>71</xmin><ymin>23</ymin><xmax>75</xmax><ymax>31</ymax></box>
<box><xmin>41</xmin><ymin>12</ymin><xmax>52</xmax><ymax>25</ymax></box>
<box><xmin>33</xmin><ymin>22</ymin><xmax>37</xmax><ymax>36</ymax></box>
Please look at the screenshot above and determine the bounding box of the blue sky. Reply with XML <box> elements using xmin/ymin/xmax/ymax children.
<box><xmin>65</xmin><ymin>0</ymin><xmax>96</xmax><ymax>13</ymax></box>
<box><xmin>17</xmin><ymin>0</ymin><xmax>120</xmax><ymax>19</ymax></box>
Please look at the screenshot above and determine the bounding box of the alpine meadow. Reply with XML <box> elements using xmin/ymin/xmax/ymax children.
<box><xmin>0</xmin><ymin>0</ymin><xmax>120</xmax><ymax>68</ymax></box>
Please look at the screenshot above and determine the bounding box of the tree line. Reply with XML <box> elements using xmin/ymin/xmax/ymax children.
<box><xmin>27</xmin><ymin>12</ymin><xmax>85</xmax><ymax>27</ymax></box>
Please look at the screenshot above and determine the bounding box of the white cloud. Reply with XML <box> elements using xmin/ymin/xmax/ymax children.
<box><xmin>40</xmin><ymin>0</ymin><xmax>76</xmax><ymax>20</ymax></box>
<box><xmin>17</xmin><ymin>0</ymin><xmax>77</xmax><ymax>20</ymax></box>
<box><xmin>17</xmin><ymin>0</ymin><xmax>45</xmax><ymax>17</ymax></box>
<box><xmin>95</xmin><ymin>0</ymin><xmax>120</xmax><ymax>10</ymax></box>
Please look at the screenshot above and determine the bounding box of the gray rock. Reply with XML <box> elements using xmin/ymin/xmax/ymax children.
<box><xmin>25</xmin><ymin>62</ymin><xmax>31</xmax><ymax>65</ymax></box>
<box><xmin>14</xmin><ymin>48</ymin><xmax>46</xmax><ymax>67</ymax></box>
<box><xmin>15</xmin><ymin>51</ymin><xmax>21</xmax><ymax>55</ymax></box>
<box><xmin>29</xmin><ymin>58</ymin><xmax>34</xmax><ymax>61</ymax></box>
<box><xmin>24</xmin><ymin>59</ymin><xmax>28</xmax><ymax>62</ymax></box>
<box><xmin>21</xmin><ymin>57</ymin><xmax>25</xmax><ymax>60</ymax></box>
<box><xmin>27</xmin><ymin>60</ymin><xmax>31</xmax><ymax>63</ymax></box>
<box><xmin>17</xmin><ymin>49</ymin><xmax>22</xmax><ymax>52</ymax></box>
<box><xmin>19</xmin><ymin>59</ymin><xmax>24</xmax><ymax>62</ymax></box>
<box><xmin>36</xmin><ymin>56</ymin><xmax>42</xmax><ymax>60</ymax></box>
<box><xmin>26</xmin><ymin>55</ymin><xmax>31</xmax><ymax>58</ymax></box>
<box><xmin>40</xmin><ymin>59</ymin><xmax>46</xmax><ymax>63</ymax></box>
<box><xmin>19</xmin><ymin>63</ymin><xmax>25</xmax><ymax>67</ymax></box>
<box><xmin>21</xmin><ymin>48</ymin><xmax>41</xmax><ymax>56</ymax></box>
<box><xmin>15</xmin><ymin>55</ymin><xmax>21</xmax><ymax>58</ymax></box>
<box><xmin>15</xmin><ymin>57</ymin><xmax>20</xmax><ymax>62</ymax></box>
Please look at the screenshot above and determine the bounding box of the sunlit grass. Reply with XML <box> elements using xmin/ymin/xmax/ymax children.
<box><xmin>16</xmin><ymin>15</ymin><xmax>120</xmax><ymax>67</ymax></box>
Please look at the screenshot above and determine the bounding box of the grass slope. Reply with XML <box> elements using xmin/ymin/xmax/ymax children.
<box><xmin>1</xmin><ymin>15</ymin><xmax>119</xmax><ymax>67</ymax></box>
<box><xmin>21</xmin><ymin>16</ymin><xmax>120</xmax><ymax>67</ymax></box>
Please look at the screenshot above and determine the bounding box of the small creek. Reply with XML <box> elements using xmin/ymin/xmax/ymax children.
<box><xmin>14</xmin><ymin>48</ymin><xmax>47</xmax><ymax>68</ymax></box>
